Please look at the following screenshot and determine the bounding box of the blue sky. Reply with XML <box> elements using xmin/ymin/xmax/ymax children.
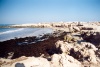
<box><xmin>0</xmin><ymin>0</ymin><xmax>100</xmax><ymax>24</ymax></box>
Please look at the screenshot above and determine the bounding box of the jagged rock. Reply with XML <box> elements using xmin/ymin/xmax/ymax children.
<box><xmin>0</xmin><ymin>41</ymin><xmax>100</xmax><ymax>67</ymax></box>
<box><xmin>81</xmin><ymin>31</ymin><xmax>100</xmax><ymax>44</ymax></box>
<box><xmin>7</xmin><ymin>52</ymin><xmax>14</xmax><ymax>59</ymax></box>
<box><xmin>95</xmin><ymin>49</ymin><xmax>100</xmax><ymax>58</ymax></box>
<box><xmin>14</xmin><ymin>57</ymin><xmax>50</xmax><ymax>67</ymax></box>
<box><xmin>73</xmin><ymin>27</ymin><xmax>80</xmax><ymax>32</ymax></box>
<box><xmin>55</xmin><ymin>40</ymin><xmax>99</xmax><ymax>65</ymax></box>
<box><xmin>80</xmin><ymin>42</ymin><xmax>98</xmax><ymax>51</ymax></box>
<box><xmin>81</xmin><ymin>27</ymin><xmax>94</xmax><ymax>30</ymax></box>
<box><xmin>63</xmin><ymin>34</ymin><xmax>77</xmax><ymax>43</ymax></box>
<box><xmin>4</xmin><ymin>57</ymin><xmax>50</xmax><ymax>67</ymax></box>
<box><xmin>64</xmin><ymin>34</ymin><xmax>72</xmax><ymax>42</ymax></box>
<box><xmin>50</xmin><ymin>53</ymin><xmax>82</xmax><ymax>67</ymax></box>
<box><xmin>0</xmin><ymin>54</ymin><xmax>82</xmax><ymax>67</ymax></box>
<box><xmin>88</xmin><ymin>49</ymin><xmax>97</xmax><ymax>64</ymax></box>
<box><xmin>55</xmin><ymin>41</ymin><xmax>72</xmax><ymax>54</ymax></box>
<box><xmin>93</xmin><ymin>32</ymin><xmax>100</xmax><ymax>43</ymax></box>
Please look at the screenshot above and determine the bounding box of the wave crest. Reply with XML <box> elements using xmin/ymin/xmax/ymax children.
<box><xmin>0</xmin><ymin>28</ymin><xmax>24</xmax><ymax>35</ymax></box>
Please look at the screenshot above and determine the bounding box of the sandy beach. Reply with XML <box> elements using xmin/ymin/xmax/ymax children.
<box><xmin>0</xmin><ymin>22</ymin><xmax>100</xmax><ymax>67</ymax></box>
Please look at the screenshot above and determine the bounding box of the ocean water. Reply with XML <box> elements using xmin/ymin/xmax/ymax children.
<box><xmin>0</xmin><ymin>24</ymin><xmax>53</xmax><ymax>42</ymax></box>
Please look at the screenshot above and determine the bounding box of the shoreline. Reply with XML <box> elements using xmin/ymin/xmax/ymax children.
<box><xmin>0</xmin><ymin>22</ymin><xmax>100</xmax><ymax>67</ymax></box>
<box><xmin>0</xmin><ymin>30</ymin><xmax>65</xmax><ymax>58</ymax></box>
<box><xmin>0</xmin><ymin>28</ymin><xmax>53</xmax><ymax>42</ymax></box>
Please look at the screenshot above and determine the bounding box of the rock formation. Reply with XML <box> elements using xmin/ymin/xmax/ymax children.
<box><xmin>0</xmin><ymin>22</ymin><xmax>100</xmax><ymax>67</ymax></box>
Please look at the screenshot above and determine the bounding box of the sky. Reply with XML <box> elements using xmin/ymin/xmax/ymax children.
<box><xmin>0</xmin><ymin>0</ymin><xmax>100</xmax><ymax>24</ymax></box>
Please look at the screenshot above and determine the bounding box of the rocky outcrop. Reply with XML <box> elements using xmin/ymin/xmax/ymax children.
<box><xmin>63</xmin><ymin>34</ymin><xmax>77</xmax><ymax>43</ymax></box>
<box><xmin>0</xmin><ymin>54</ymin><xmax>82</xmax><ymax>67</ymax></box>
<box><xmin>81</xmin><ymin>31</ymin><xmax>100</xmax><ymax>45</ymax></box>
<box><xmin>1</xmin><ymin>40</ymin><xmax>99</xmax><ymax>67</ymax></box>
<box><xmin>14</xmin><ymin>57</ymin><xmax>50</xmax><ymax>67</ymax></box>
<box><xmin>55</xmin><ymin>41</ymin><xmax>99</xmax><ymax>66</ymax></box>
<box><xmin>1</xmin><ymin>22</ymin><xmax>100</xmax><ymax>67</ymax></box>
<box><xmin>50</xmin><ymin>54</ymin><xmax>82</xmax><ymax>67</ymax></box>
<box><xmin>73</xmin><ymin>27</ymin><xmax>80</xmax><ymax>32</ymax></box>
<box><xmin>81</xmin><ymin>27</ymin><xmax>94</xmax><ymax>30</ymax></box>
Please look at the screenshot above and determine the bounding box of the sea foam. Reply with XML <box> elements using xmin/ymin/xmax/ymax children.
<box><xmin>0</xmin><ymin>28</ymin><xmax>24</xmax><ymax>35</ymax></box>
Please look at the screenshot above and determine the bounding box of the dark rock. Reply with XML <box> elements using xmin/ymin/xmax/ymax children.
<box><xmin>0</xmin><ymin>32</ymin><xmax>66</xmax><ymax>59</ymax></box>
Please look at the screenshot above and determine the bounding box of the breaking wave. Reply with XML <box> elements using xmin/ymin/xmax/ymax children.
<box><xmin>0</xmin><ymin>28</ymin><xmax>24</xmax><ymax>35</ymax></box>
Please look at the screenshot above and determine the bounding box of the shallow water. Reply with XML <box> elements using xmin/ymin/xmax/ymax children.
<box><xmin>0</xmin><ymin>28</ymin><xmax>53</xmax><ymax>42</ymax></box>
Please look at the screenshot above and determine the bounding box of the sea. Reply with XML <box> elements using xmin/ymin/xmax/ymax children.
<box><xmin>0</xmin><ymin>24</ymin><xmax>53</xmax><ymax>42</ymax></box>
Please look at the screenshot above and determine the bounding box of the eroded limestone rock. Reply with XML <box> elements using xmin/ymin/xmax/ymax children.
<box><xmin>50</xmin><ymin>53</ymin><xmax>82</xmax><ymax>67</ymax></box>
<box><xmin>55</xmin><ymin>40</ymin><xmax>99</xmax><ymax>65</ymax></box>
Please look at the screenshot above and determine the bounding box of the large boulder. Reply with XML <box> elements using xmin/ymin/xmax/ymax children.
<box><xmin>0</xmin><ymin>56</ymin><xmax>50</xmax><ymax>67</ymax></box>
<box><xmin>73</xmin><ymin>27</ymin><xmax>80</xmax><ymax>32</ymax></box>
<box><xmin>63</xmin><ymin>34</ymin><xmax>77</xmax><ymax>43</ymax></box>
<box><xmin>55</xmin><ymin>41</ymin><xmax>72</xmax><ymax>54</ymax></box>
<box><xmin>50</xmin><ymin>53</ymin><xmax>82</xmax><ymax>67</ymax></box>
<box><xmin>12</xmin><ymin>57</ymin><xmax>50</xmax><ymax>67</ymax></box>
